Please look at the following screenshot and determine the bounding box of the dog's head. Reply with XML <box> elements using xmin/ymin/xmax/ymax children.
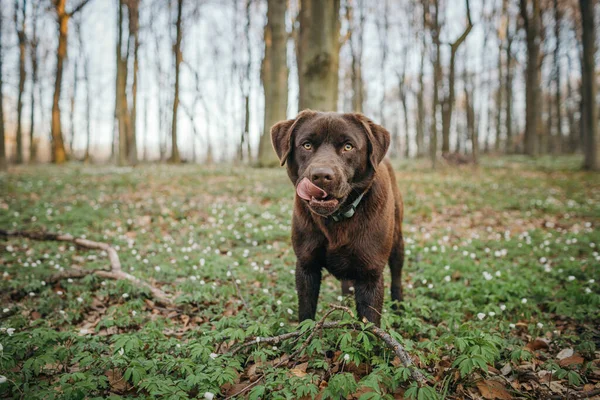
<box><xmin>271</xmin><ymin>110</ymin><xmax>390</xmax><ymax>217</ymax></box>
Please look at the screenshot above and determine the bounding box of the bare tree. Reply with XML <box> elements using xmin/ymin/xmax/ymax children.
<box><xmin>579</xmin><ymin>0</ymin><xmax>598</xmax><ymax>170</ymax></box>
<box><xmin>258</xmin><ymin>0</ymin><xmax>288</xmax><ymax>166</ymax></box>
<box><xmin>440</xmin><ymin>0</ymin><xmax>472</xmax><ymax>154</ymax></box>
<box><xmin>423</xmin><ymin>0</ymin><xmax>441</xmax><ymax>168</ymax></box>
<box><xmin>170</xmin><ymin>0</ymin><xmax>183</xmax><ymax>163</ymax></box>
<box><xmin>29</xmin><ymin>0</ymin><xmax>40</xmax><ymax>162</ymax></box>
<box><xmin>415</xmin><ymin>40</ymin><xmax>426</xmax><ymax>158</ymax></box>
<box><xmin>520</xmin><ymin>0</ymin><xmax>542</xmax><ymax>156</ymax></box>
<box><xmin>14</xmin><ymin>0</ymin><xmax>27</xmax><ymax>164</ymax></box>
<box><xmin>504</xmin><ymin>5</ymin><xmax>515</xmax><ymax>154</ymax></box>
<box><xmin>0</xmin><ymin>7</ymin><xmax>6</xmax><ymax>171</ymax></box>
<box><xmin>298</xmin><ymin>0</ymin><xmax>341</xmax><ymax>111</ymax></box>
<box><xmin>551</xmin><ymin>0</ymin><xmax>563</xmax><ymax>154</ymax></box>
<box><xmin>376</xmin><ymin>0</ymin><xmax>389</xmax><ymax>128</ymax></box>
<box><xmin>348</xmin><ymin>0</ymin><xmax>365</xmax><ymax>113</ymax></box>
<box><xmin>50</xmin><ymin>0</ymin><xmax>92</xmax><ymax>164</ymax></box>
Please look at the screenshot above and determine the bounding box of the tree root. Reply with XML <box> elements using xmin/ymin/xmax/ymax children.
<box><xmin>1</xmin><ymin>229</ymin><xmax>175</xmax><ymax>307</ymax></box>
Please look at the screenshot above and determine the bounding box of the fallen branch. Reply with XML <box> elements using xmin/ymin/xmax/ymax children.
<box><xmin>232</xmin><ymin>304</ymin><xmax>427</xmax><ymax>387</ymax></box>
<box><xmin>1</xmin><ymin>229</ymin><xmax>175</xmax><ymax>307</ymax></box>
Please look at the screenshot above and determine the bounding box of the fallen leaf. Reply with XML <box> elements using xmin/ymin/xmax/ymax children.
<box><xmin>525</xmin><ymin>339</ymin><xmax>549</xmax><ymax>352</ymax></box>
<box><xmin>500</xmin><ymin>364</ymin><xmax>512</xmax><ymax>376</ymax></box>
<box><xmin>105</xmin><ymin>369</ymin><xmax>128</xmax><ymax>393</ymax></box>
<box><xmin>559</xmin><ymin>354</ymin><xmax>584</xmax><ymax>367</ymax></box>
<box><xmin>556</xmin><ymin>348</ymin><xmax>573</xmax><ymax>360</ymax></box>
<box><xmin>290</xmin><ymin>362</ymin><xmax>308</xmax><ymax>377</ymax></box>
<box><xmin>476</xmin><ymin>379</ymin><xmax>512</xmax><ymax>400</ymax></box>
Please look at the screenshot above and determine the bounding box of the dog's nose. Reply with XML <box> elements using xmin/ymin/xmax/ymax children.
<box><xmin>311</xmin><ymin>167</ymin><xmax>334</xmax><ymax>186</ymax></box>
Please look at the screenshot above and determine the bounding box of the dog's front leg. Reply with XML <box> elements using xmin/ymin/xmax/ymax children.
<box><xmin>295</xmin><ymin>262</ymin><xmax>322</xmax><ymax>322</ymax></box>
<box><xmin>354</xmin><ymin>275</ymin><xmax>384</xmax><ymax>326</ymax></box>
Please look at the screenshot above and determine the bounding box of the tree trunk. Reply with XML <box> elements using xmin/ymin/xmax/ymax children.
<box><xmin>29</xmin><ymin>1</ymin><xmax>39</xmax><ymax>163</ymax></box>
<box><xmin>464</xmin><ymin>67</ymin><xmax>477</xmax><ymax>164</ymax></box>
<box><xmin>298</xmin><ymin>0</ymin><xmax>341</xmax><ymax>111</ymax></box>
<box><xmin>505</xmin><ymin>24</ymin><xmax>514</xmax><ymax>154</ymax></box>
<box><xmin>14</xmin><ymin>0</ymin><xmax>27</xmax><ymax>164</ymax></box>
<box><xmin>520</xmin><ymin>0</ymin><xmax>542</xmax><ymax>156</ymax></box>
<box><xmin>259</xmin><ymin>0</ymin><xmax>288</xmax><ymax>166</ymax></box>
<box><xmin>171</xmin><ymin>0</ymin><xmax>183</xmax><ymax>163</ymax></box>
<box><xmin>580</xmin><ymin>0</ymin><xmax>598</xmax><ymax>170</ymax></box>
<box><xmin>69</xmin><ymin>57</ymin><xmax>77</xmax><ymax>157</ymax></box>
<box><xmin>416</xmin><ymin>44</ymin><xmax>425</xmax><ymax>157</ymax></box>
<box><xmin>441</xmin><ymin>0</ymin><xmax>472</xmax><ymax>154</ymax></box>
<box><xmin>349</xmin><ymin>0</ymin><xmax>365</xmax><ymax>113</ymax></box>
<box><xmin>51</xmin><ymin>0</ymin><xmax>70</xmax><ymax>164</ymax></box>
<box><xmin>377</xmin><ymin>0</ymin><xmax>389</xmax><ymax>129</ymax></box>
<box><xmin>552</xmin><ymin>0</ymin><xmax>563</xmax><ymax>154</ymax></box>
<box><xmin>566</xmin><ymin>51</ymin><xmax>578</xmax><ymax>153</ymax></box>
<box><xmin>127</xmin><ymin>0</ymin><xmax>140</xmax><ymax>165</ymax></box>
<box><xmin>115</xmin><ymin>0</ymin><xmax>129</xmax><ymax>166</ymax></box>
<box><xmin>84</xmin><ymin>54</ymin><xmax>91</xmax><ymax>163</ymax></box>
<box><xmin>0</xmin><ymin>8</ymin><xmax>6</xmax><ymax>171</ymax></box>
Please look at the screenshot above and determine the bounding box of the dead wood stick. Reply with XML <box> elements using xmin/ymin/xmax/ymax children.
<box><xmin>232</xmin><ymin>304</ymin><xmax>427</xmax><ymax>384</ymax></box>
<box><xmin>1</xmin><ymin>229</ymin><xmax>174</xmax><ymax>307</ymax></box>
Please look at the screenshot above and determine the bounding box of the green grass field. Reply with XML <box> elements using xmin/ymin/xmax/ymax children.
<box><xmin>1</xmin><ymin>156</ymin><xmax>599</xmax><ymax>399</ymax></box>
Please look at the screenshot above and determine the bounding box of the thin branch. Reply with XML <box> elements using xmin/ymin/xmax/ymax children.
<box><xmin>1</xmin><ymin>229</ymin><xmax>174</xmax><ymax>306</ymax></box>
<box><xmin>68</xmin><ymin>0</ymin><xmax>93</xmax><ymax>17</ymax></box>
<box><xmin>231</xmin><ymin>304</ymin><xmax>427</xmax><ymax>385</ymax></box>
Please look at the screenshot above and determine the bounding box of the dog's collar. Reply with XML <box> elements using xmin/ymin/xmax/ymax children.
<box><xmin>330</xmin><ymin>191</ymin><xmax>365</xmax><ymax>222</ymax></box>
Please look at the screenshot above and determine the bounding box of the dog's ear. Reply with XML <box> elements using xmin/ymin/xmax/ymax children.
<box><xmin>270</xmin><ymin>109</ymin><xmax>317</xmax><ymax>166</ymax></box>
<box><xmin>345</xmin><ymin>113</ymin><xmax>391</xmax><ymax>170</ymax></box>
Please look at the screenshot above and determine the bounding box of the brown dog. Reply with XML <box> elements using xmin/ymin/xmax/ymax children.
<box><xmin>271</xmin><ymin>110</ymin><xmax>404</xmax><ymax>326</ymax></box>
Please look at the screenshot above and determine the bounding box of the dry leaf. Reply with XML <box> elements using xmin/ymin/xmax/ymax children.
<box><xmin>476</xmin><ymin>379</ymin><xmax>512</xmax><ymax>400</ymax></box>
<box><xmin>556</xmin><ymin>348</ymin><xmax>573</xmax><ymax>360</ymax></box>
<box><xmin>525</xmin><ymin>339</ymin><xmax>549</xmax><ymax>352</ymax></box>
<box><xmin>290</xmin><ymin>362</ymin><xmax>308</xmax><ymax>377</ymax></box>
<box><xmin>559</xmin><ymin>354</ymin><xmax>584</xmax><ymax>367</ymax></box>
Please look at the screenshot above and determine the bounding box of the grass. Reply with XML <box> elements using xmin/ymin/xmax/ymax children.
<box><xmin>0</xmin><ymin>155</ymin><xmax>599</xmax><ymax>399</ymax></box>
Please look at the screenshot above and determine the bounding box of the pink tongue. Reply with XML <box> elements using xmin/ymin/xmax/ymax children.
<box><xmin>296</xmin><ymin>177</ymin><xmax>328</xmax><ymax>200</ymax></box>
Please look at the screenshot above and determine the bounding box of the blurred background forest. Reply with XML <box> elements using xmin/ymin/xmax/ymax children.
<box><xmin>0</xmin><ymin>0</ymin><xmax>598</xmax><ymax>170</ymax></box>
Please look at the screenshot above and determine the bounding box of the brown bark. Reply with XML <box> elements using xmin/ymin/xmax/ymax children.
<box><xmin>127</xmin><ymin>0</ymin><xmax>139</xmax><ymax>165</ymax></box>
<box><xmin>50</xmin><ymin>0</ymin><xmax>92</xmax><ymax>164</ymax></box>
<box><xmin>398</xmin><ymin>65</ymin><xmax>410</xmax><ymax>158</ymax></box>
<box><xmin>349</xmin><ymin>0</ymin><xmax>365</xmax><ymax>114</ymax></box>
<box><xmin>298</xmin><ymin>0</ymin><xmax>341</xmax><ymax>111</ymax></box>
<box><xmin>552</xmin><ymin>0</ymin><xmax>563</xmax><ymax>154</ymax></box>
<box><xmin>566</xmin><ymin>51</ymin><xmax>579</xmax><ymax>153</ymax></box>
<box><xmin>424</xmin><ymin>0</ymin><xmax>441</xmax><ymax>168</ymax></box>
<box><xmin>520</xmin><ymin>0</ymin><xmax>542</xmax><ymax>156</ymax></box>
<box><xmin>170</xmin><ymin>0</ymin><xmax>183</xmax><ymax>163</ymax></box>
<box><xmin>0</xmin><ymin>8</ymin><xmax>6</xmax><ymax>171</ymax></box>
<box><xmin>29</xmin><ymin>0</ymin><xmax>40</xmax><ymax>162</ymax></box>
<box><xmin>115</xmin><ymin>0</ymin><xmax>129</xmax><ymax>166</ymax></box>
<box><xmin>14</xmin><ymin>0</ymin><xmax>27</xmax><ymax>164</ymax></box>
<box><xmin>505</xmin><ymin>18</ymin><xmax>514</xmax><ymax>154</ymax></box>
<box><xmin>580</xmin><ymin>0</ymin><xmax>598</xmax><ymax>170</ymax></box>
<box><xmin>238</xmin><ymin>0</ymin><xmax>252</xmax><ymax>163</ymax></box>
<box><xmin>377</xmin><ymin>0</ymin><xmax>389</xmax><ymax>129</ymax></box>
<box><xmin>464</xmin><ymin>67</ymin><xmax>477</xmax><ymax>164</ymax></box>
<box><xmin>259</xmin><ymin>0</ymin><xmax>289</xmax><ymax>166</ymax></box>
<box><xmin>441</xmin><ymin>0</ymin><xmax>472</xmax><ymax>154</ymax></box>
<box><xmin>416</xmin><ymin>43</ymin><xmax>426</xmax><ymax>157</ymax></box>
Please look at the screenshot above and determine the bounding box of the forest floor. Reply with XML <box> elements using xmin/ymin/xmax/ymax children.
<box><xmin>1</xmin><ymin>156</ymin><xmax>599</xmax><ymax>399</ymax></box>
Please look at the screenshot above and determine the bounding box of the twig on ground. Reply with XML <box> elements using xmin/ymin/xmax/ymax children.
<box><xmin>1</xmin><ymin>229</ymin><xmax>175</xmax><ymax>307</ymax></box>
<box><xmin>230</xmin><ymin>303</ymin><xmax>427</xmax><ymax>398</ymax></box>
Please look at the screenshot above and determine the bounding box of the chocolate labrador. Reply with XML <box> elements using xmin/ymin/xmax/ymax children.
<box><xmin>271</xmin><ymin>110</ymin><xmax>404</xmax><ymax>326</ymax></box>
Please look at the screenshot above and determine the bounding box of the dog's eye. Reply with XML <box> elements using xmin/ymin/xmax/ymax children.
<box><xmin>303</xmin><ymin>142</ymin><xmax>312</xmax><ymax>150</ymax></box>
<box><xmin>343</xmin><ymin>143</ymin><xmax>354</xmax><ymax>151</ymax></box>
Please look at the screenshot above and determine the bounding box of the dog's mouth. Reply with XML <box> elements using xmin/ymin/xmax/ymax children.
<box><xmin>296</xmin><ymin>177</ymin><xmax>342</xmax><ymax>216</ymax></box>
